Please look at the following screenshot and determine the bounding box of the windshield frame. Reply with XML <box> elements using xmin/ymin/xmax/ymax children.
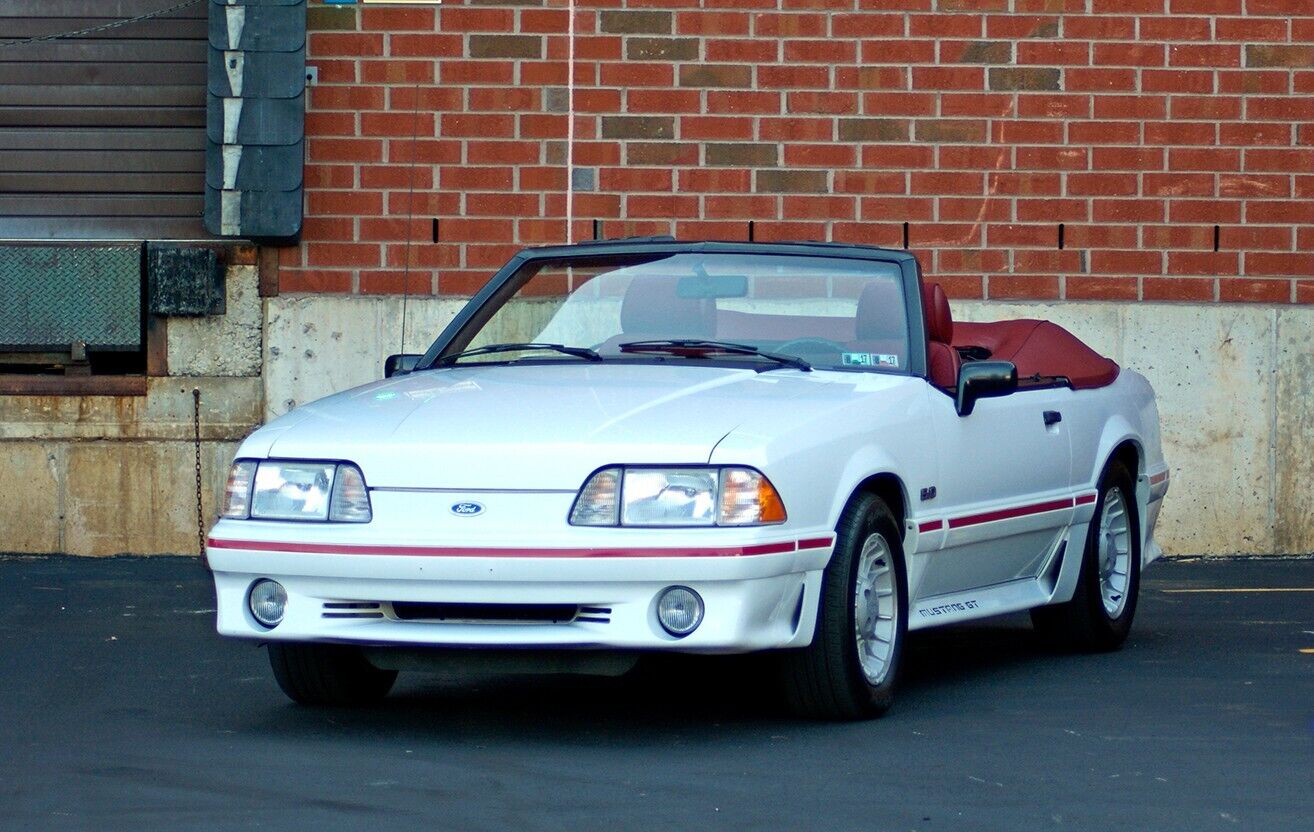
<box><xmin>415</xmin><ymin>240</ymin><xmax>929</xmax><ymax>379</ymax></box>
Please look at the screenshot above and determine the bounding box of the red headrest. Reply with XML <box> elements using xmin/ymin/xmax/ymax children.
<box><xmin>922</xmin><ymin>282</ymin><xmax>953</xmax><ymax>345</ymax></box>
<box><xmin>855</xmin><ymin>279</ymin><xmax>908</xmax><ymax>342</ymax></box>
<box><xmin>620</xmin><ymin>277</ymin><xmax>716</xmax><ymax>338</ymax></box>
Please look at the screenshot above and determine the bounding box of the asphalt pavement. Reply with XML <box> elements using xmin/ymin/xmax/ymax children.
<box><xmin>0</xmin><ymin>555</ymin><xmax>1311</xmax><ymax>832</ymax></box>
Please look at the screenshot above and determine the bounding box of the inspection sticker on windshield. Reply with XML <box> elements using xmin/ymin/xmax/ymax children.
<box><xmin>842</xmin><ymin>352</ymin><xmax>898</xmax><ymax>368</ymax></box>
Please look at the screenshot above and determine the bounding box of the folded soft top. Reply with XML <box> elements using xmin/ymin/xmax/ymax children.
<box><xmin>952</xmin><ymin>320</ymin><xmax>1120</xmax><ymax>390</ymax></box>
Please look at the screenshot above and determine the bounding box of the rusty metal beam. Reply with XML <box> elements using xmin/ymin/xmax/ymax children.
<box><xmin>0</xmin><ymin>374</ymin><xmax>147</xmax><ymax>396</ymax></box>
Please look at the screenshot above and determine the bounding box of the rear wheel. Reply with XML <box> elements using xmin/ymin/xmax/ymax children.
<box><xmin>1032</xmin><ymin>461</ymin><xmax>1140</xmax><ymax>652</ymax></box>
<box><xmin>779</xmin><ymin>492</ymin><xmax>907</xmax><ymax>720</ymax></box>
<box><xmin>267</xmin><ymin>642</ymin><xmax>398</xmax><ymax>706</ymax></box>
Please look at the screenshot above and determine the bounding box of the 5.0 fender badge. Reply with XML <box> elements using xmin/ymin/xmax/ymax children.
<box><xmin>450</xmin><ymin>502</ymin><xmax>485</xmax><ymax>517</ymax></box>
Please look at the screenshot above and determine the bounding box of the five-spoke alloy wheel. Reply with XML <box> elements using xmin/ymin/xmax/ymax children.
<box><xmin>853</xmin><ymin>532</ymin><xmax>900</xmax><ymax>686</ymax></box>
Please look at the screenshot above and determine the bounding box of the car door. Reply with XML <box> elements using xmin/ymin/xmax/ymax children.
<box><xmin>917</xmin><ymin>384</ymin><xmax>1074</xmax><ymax>598</ymax></box>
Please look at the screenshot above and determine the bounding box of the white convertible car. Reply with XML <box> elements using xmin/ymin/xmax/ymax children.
<box><xmin>208</xmin><ymin>239</ymin><xmax>1169</xmax><ymax>719</ymax></box>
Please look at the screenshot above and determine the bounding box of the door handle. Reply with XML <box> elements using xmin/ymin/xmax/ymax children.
<box><xmin>1043</xmin><ymin>410</ymin><xmax>1062</xmax><ymax>426</ymax></box>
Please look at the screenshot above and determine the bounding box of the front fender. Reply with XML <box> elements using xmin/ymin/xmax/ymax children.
<box><xmin>709</xmin><ymin>380</ymin><xmax>937</xmax><ymax>546</ymax></box>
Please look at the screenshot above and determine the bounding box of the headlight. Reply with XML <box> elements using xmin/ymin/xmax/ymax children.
<box><xmin>221</xmin><ymin>460</ymin><xmax>372</xmax><ymax>523</ymax></box>
<box><xmin>252</xmin><ymin>461</ymin><xmax>336</xmax><ymax>520</ymax></box>
<box><xmin>622</xmin><ymin>468</ymin><xmax>718</xmax><ymax>526</ymax></box>
<box><xmin>569</xmin><ymin>466</ymin><xmax>786</xmax><ymax>527</ymax></box>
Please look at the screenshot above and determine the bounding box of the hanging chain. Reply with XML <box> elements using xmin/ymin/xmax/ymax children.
<box><xmin>0</xmin><ymin>0</ymin><xmax>204</xmax><ymax>49</ymax></box>
<box><xmin>192</xmin><ymin>387</ymin><xmax>207</xmax><ymax>562</ymax></box>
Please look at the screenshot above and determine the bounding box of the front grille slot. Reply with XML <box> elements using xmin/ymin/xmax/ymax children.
<box><xmin>322</xmin><ymin>601</ymin><xmax>383</xmax><ymax>619</ymax></box>
<box><xmin>390</xmin><ymin>602</ymin><xmax>582</xmax><ymax>624</ymax></box>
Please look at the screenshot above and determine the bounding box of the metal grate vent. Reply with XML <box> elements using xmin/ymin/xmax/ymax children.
<box><xmin>0</xmin><ymin>245</ymin><xmax>142</xmax><ymax>352</ymax></box>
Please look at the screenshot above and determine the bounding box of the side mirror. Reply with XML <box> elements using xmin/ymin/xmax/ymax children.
<box><xmin>384</xmin><ymin>353</ymin><xmax>421</xmax><ymax>378</ymax></box>
<box><xmin>956</xmin><ymin>360</ymin><xmax>1018</xmax><ymax>416</ymax></box>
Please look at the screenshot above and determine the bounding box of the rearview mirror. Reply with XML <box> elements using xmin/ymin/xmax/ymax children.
<box><xmin>956</xmin><ymin>361</ymin><xmax>1018</xmax><ymax>416</ymax></box>
<box><xmin>384</xmin><ymin>353</ymin><xmax>421</xmax><ymax>378</ymax></box>
<box><xmin>676</xmin><ymin>274</ymin><xmax>748</xmax><ymax>299</ymax></box>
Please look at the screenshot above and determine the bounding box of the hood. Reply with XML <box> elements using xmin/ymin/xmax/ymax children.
<box><xmin>250</xmin><ymin>363</ymin><xmax>853</xmax><ymax>489</ymax></box>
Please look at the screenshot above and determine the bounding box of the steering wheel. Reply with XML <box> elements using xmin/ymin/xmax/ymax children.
<box><xmin>775</xmin><ymin>337</ymin><xmax>848</xmax><ymax>358</ymax></box>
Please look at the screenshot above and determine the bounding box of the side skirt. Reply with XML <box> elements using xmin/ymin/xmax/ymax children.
<box><xmin>908</xmin><ymin>527</ymin><xmax>1081</xmax><ymax>630</ymax></box>
<box><xmin>908</xmin><ymin>577</ymin><xmax>1055</xmax><ymax>631</ymax></box>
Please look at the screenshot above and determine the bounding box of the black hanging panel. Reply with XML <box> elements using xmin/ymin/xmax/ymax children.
<box><xmin>203</xmin><ymin>0</ymin><xmax>306</xmax><ymax>242</ymax></box>
<box><xmin>0</xmin><ymin>0</ymin><xmax>213</xmax><ymax>240</ymax></box>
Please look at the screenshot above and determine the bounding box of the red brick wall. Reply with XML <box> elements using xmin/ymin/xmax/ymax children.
<box><xmin>284</xmin><ymin>0</ymin><xmax>1314</xmax><ymax>304</ymax></box>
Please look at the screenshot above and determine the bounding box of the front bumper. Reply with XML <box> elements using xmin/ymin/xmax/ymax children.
<box><xmin>209</xmin><ymin>534</ymin><xmax>834</xmax><ymax>653</ymax></box>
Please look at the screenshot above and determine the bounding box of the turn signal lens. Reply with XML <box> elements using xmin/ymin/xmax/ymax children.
<box><xmin>756</xmin><ymin>474</ymin><xmax>787</xmax><ymax>524</ymax></box>
<box><xmin>221</xmin><ymin>460</ymin><xmax>258</xmax><ymax>519</ymax></box>
<box><xmin>328</xmin><ymin>463</ymin><xmax>372</xmax><ymax>523</ymax></box>
<box><xmin>570</xmin><ymin>467</ymin><xmax>621</xmax><ymax>526</ymax></box>
<box><xmin>718</xmin><ymin>467</ymin><xmax>787</xmax><ymax>525</ymax></box>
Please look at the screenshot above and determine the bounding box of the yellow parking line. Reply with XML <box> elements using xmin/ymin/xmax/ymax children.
<box><xmin>1162</xmin><ymin>588</ymin><xmax>1314</xmax><ymax>594</ymax></box>
<box><xmin>1299</xmin><ymin>649</ymin><xmax>1314</xmax><ymax>655</ymax></box>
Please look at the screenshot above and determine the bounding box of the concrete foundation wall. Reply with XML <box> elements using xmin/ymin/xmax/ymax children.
<box><xmin>263</xmin><ymin>295</ymin><xmax>1314</xmax><ymax>557</ymax></box>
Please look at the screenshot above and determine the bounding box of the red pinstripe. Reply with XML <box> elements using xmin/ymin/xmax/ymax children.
<box><xmin>207</xmin><ymin>537</ymin><xmax>829</xmax><ymax>559</ymax></box>
<box><xmin>919</xmin><ymin>494</ymin><xmax>1088</xmax><ymax>533</ymax></box>
<box><xmin>947</xmin><ymin>498</ymin><xmax>1073</xmax><ymax>529</ymax></box>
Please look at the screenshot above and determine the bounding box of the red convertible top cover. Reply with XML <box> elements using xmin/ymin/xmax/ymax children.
<box><xmin>952</xmin><ymin>320</ymin><xmax>1120</xmax><ymax>390</ymax></box>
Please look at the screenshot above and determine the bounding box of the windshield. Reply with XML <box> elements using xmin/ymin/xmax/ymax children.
<box><xmin>444</xmin><ymin>252</ymin><xmax>910</xmax><ymax>373</ymax></box>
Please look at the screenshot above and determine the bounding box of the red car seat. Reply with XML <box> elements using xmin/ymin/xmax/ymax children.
<box><xmin>922</xmin><ymin>282</ymin><xmax>959</xmax><ymax>390</ymax></box>
<box><xmin>619</xmin><ymin>277</ymin><xmax>716</xmax><ymax>339</ymax></box>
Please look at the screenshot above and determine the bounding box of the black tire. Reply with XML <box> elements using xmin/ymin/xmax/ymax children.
<box><xmin>267</xmin><ymin>642</ymin><xmax>398</xmax><ymax>706</ymax></box>
<box><xmin>1032</xmin><ymin>461</ymin><xmax>1141</xmax><ymax>652</ymax></box>
<box><xmin>778</xmin><ymin>492</ymin><xmax>908</xmax><ymax>720</ymax></box>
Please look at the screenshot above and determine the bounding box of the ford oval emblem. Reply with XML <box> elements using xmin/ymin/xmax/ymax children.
<box><xmin>450</xmin><ymin>501</ymin><xmax>484</xmax><ymax>517</ymax></box>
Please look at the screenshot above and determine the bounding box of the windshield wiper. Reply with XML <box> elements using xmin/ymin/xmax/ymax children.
<box><xmin>437</xmin><ymin>342</ymin><xmax>602</xmax><ymax>365</ymax></box>
<box><xmin>618</xmin><ymin>339</ymin><xmax>811</xmax><ymax>373</ymax></box>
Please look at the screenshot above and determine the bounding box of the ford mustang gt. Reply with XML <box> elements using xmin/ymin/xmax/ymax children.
<box><xmin>207</xmin><ymin>239</ymin><xmax>1169</xmax><ymax>719</ymax></box>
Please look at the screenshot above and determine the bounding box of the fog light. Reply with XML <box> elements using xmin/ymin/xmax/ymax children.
<box><xmin>657</xmin><ymin>586</ymin><xmax>703</xmax><ymax>637</ymax></box>
<box><xmin>248</xmin><ymin>579</ymin><xmax>287</xmax><ymax>629</ymax></box>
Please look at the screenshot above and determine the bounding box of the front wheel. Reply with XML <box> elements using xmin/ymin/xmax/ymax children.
<box><xmin>778</xmin><ymin>492</ymin><xmax>908</xmax><ymax>720</ymax></box>
<box><xmin>267</xmin><ymin>642</ymin><xmax>398</xmax><ymax>706</ymax></box>
<box><xmin>1032</xmin><ymin>461</ymin><xmax>1141</xmax><ymax>652</ymax></box>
